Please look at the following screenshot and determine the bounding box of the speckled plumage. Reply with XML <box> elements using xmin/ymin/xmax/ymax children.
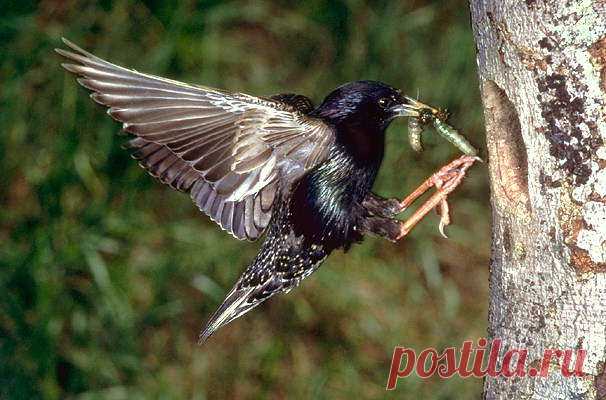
<box><xmin>56</xmin><ymin>39</ymin><xmax>418</xmax><ymax>343</ymax></box>
<box><xmin>200</xmin><ymin>83</ymin><xmax>403</xmax><ymax>341</ymax></box>
<box><xmin>200</xmin><ymin>141</ymin><xmax>377</xmax><ymax>340</ymax></box>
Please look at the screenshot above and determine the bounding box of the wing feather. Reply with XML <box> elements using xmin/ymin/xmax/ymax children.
<box><xmin>58</xmin><ymin>38</ymin><xmax>333</xmax><ymax>240</ymax></box>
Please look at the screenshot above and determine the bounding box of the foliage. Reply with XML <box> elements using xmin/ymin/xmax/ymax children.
<box><xmin>1</xmin><ymin>1</ymin><xmax>489</xmax><ymax>398</ymax></box>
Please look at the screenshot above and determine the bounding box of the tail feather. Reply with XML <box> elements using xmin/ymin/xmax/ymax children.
<box><xmin>198</xmin><ymin>197</ymin><xmax>332</xmax><ymax>343</ymax></box>
<box><xmin>198</xmin><ymin>286</ymin><xmax>257</xmax><ymax>344</ymax></box>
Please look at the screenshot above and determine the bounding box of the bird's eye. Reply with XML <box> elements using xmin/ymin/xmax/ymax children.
<box><xmin>378</xmin><ymin>97</ymin><xmax>390</xmax><ymax>108</ymax></box>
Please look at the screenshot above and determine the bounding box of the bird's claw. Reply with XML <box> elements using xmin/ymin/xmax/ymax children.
<box><xmin>438</xmin><ymin>220</ymin><xmax>448</xmax><ymax>238</ymax></box>
<box><xmin>437</xmin><ymin>199</ymin><xmax>450</xmax><ymax>238</ymax></box>
<box><xmin>395</xmin><ymin>155</ymin><xmax>477</xmax><ymax>240</ymax></box>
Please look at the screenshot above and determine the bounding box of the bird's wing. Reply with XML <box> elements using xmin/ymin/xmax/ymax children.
<box><xmin>56</xmin><ymin>38</ymin><xmax>334</xmax><ymax>241</ymax></box>
<box><xmin>268</xmin><ymin>93</ymin><xmax>315</xmax><ymax>114</ymax></box>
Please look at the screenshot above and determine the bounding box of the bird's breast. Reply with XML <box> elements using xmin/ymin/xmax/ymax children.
<box><xmin>286</xmin><ymin>145</ymin><xmax>381</xmax><ymax>250</ymax></box>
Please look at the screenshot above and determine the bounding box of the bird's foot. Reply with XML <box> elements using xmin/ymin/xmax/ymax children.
<box><xmin>395</xmin><ymin>155</ymin><xmax>479</xmax><ymax>240</ymax></box>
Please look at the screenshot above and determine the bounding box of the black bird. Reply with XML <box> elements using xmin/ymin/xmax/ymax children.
<box><xmin>56</xmin><ymin>39</ymin><xmax>475</xmax><ymax>342</ymax></box>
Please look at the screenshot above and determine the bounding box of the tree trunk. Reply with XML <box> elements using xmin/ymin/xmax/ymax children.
<box><xmin>469</xmin><ymin>1</ymin><xmax>606</xmax><ymax>398</ymax></box>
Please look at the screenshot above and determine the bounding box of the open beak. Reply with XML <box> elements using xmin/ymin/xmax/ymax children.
<box><xmin>390</xmin><ymin>96</ymin><xmax>438</xmax><ymax>118</ymax></box>
<box><xmin>390</xmin><ymin>103</ymin><xmax>420</xmax><ymax>117</ymax></box>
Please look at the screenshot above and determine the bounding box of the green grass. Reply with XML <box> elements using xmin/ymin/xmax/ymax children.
<box><xmin>1</xmin><ymin>1</ymin><xmax>490</xmax><ymax>398</ymax></box>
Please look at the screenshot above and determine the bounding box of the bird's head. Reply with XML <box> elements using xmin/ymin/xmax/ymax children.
<box><xmin>312</xmin><ymin>80</ymin><xmax>417</xmax><ymax>132</ymax></box>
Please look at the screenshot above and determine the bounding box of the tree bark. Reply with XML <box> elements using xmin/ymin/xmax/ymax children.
<box><xmin>470</xmin><ymin>1</ymin><xmax>606</xmax><ymax>398</ymax></box>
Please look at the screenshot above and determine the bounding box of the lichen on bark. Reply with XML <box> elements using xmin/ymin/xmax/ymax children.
<box><xmin>470</xmin><ymin>1</ymin><xmax>606</xmax><ymax>398</ymax></box>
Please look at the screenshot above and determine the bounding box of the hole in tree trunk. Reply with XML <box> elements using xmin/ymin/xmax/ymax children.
<box><xmin>482</xmin><ymin>80</ymin><xmax>530</xmax><ymax>212</ymax></box>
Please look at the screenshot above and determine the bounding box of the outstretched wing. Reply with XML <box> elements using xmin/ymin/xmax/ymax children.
<box><xmin>56</xmin><ymin>38</ymin><xmax>334</xmax><ymax>240</ymax></box>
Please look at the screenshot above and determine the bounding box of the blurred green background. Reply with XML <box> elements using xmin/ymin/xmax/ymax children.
<box><xmin>1</xmin><ymin>1</ymin><xmax>490</xmax><ymax>398</ymax></box>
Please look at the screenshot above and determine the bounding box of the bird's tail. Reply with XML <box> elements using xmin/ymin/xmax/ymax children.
<box><xmin>198</xmin><ymin>285</ymin><xmax>258</xmax><ymax>344</ymax></box>
<box><xmin>198</xmin><ymin>208</ymin><xmax>331</xmax><ymax>343</ymax></box>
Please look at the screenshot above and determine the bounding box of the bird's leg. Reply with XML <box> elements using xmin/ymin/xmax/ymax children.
<box><xmin>395</xmin><ymin>155</ymin><xmax>478</xmax><ymax>240</ymax></box>
<box><xmin>362</xmin><ymin>193</ymin><xmax>403</xmax><ymax>218</ymax></box>
<box><xmin>359</xmin><ymin>215</ymin><xmax>403</xmax><ymax>242</ymax></box>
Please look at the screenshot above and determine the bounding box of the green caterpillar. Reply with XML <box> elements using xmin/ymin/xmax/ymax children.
<box><xmin>430</xmin><ymin>116</ymin><xmax>478</xmax><ymax>156</ymax></box>
<box><xmin>405</xmin><ymin>98</ymin><xmax>478</xmax><ymax>156</ymax></box>
<box><xmin>407</xmin><ymin>108</ymin><xmax>433</xmax><ymax>153</ymax></box>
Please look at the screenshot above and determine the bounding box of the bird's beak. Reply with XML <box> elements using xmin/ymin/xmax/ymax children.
<box><xmin>390</xmin><ymin>96</ymin><xmax>436</xmax><ymax>118</ymax></box>
<box><xmin>390</xmin><ymin>102</ymin><xmax>420</xmax><ymax>118</ymax></box>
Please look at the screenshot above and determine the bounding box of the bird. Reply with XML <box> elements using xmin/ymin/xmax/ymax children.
<box><xmin>56</xmin><ymin>38</ymin><xmax>477</xmax><ymax>343</ymax></box>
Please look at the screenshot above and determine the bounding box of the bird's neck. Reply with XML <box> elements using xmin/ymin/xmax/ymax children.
<box><xmin>333</xmin><ymin>120</ymin><xmax>386</xmax><ymax>167</ymax></box>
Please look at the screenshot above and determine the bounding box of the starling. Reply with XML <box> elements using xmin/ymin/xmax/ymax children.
<box><xmin>56</xmin><ymin>38</ymin><xmax>477</xmax><ymax>343</ymax></box>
